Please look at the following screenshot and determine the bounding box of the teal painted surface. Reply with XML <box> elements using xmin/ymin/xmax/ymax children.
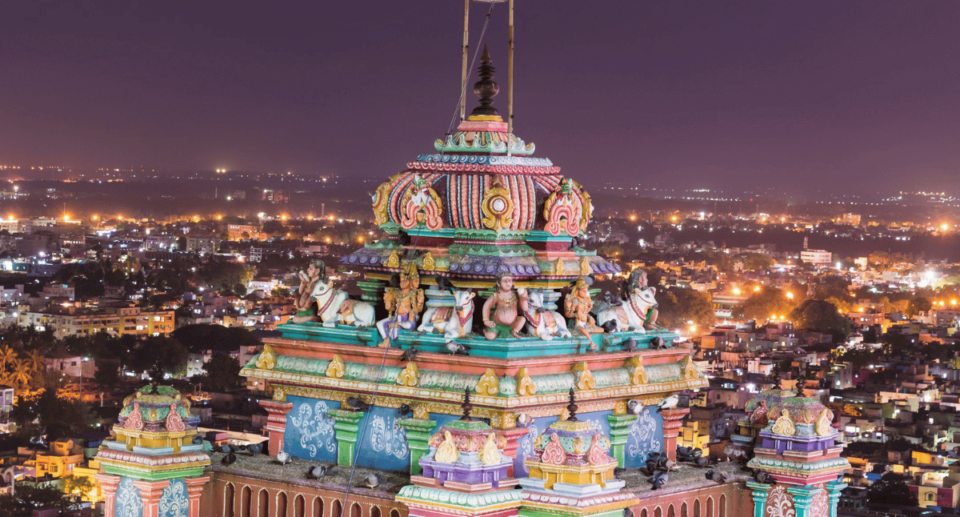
<box><xmin>159</xmin><ymin>479</ymin><xmax>188</xmax><ymax>517</ymax></box>
<box><xmin>115</xmin><ymin>477</ymin><xmax>143</xmax><ymax>517</ymax></box>
<box><xmin>277</xmin><ymin>322</ymin><xmax>677</xmax><ymax>359</ymax></box>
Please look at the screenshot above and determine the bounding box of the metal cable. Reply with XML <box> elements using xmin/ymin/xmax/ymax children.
<box><xmin>336</xmin><ymin>3</ymin><xmax>498</xmax><ymax>515</ymax></box>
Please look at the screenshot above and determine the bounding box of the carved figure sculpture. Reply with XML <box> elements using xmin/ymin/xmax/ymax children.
<box><xmin>564</xmin><ymin>276</ymin><xmax>602</xmax><ymax>337</ymax></box>
<box><xmin>377</xmin><ymin>263</ymin><xmax>425</xmax><ymax>347</ymax></box>
<box><xmin>418</xmin><ymin>289</ymin><xmax>476</xmax><ymax>341</ymax></box>
<box><xmin>399</xmin><ymin>174</ymin><xmax>443</xmax><ymax>231</ymax></box>
<box><xmin>292</xmin><ymin>260</ymin><xmax>325</xmax><ymax>323</ymax></box>
<box><xmin>596</xmin><ymin>269</ymin><xmax>659</xmax><ymax>332</ymax></box>
<box><xmin>543</xmin><ymin>178</ymin><xmax>584</xmax><ymax>237</ymax></box>
<box><xmin>482</xmin><ymin>272</ymin><xmax>527</xmax><ymax>339</ymax></box>
<box><xmin>524</xmin><ymin>289</ymin><xmax>572</xmax><ymax>340</ymax></box>
<box><xmin>310</xmin><ymin>274</ymin><xmax>375</xmax><ymax>329</ymax></box>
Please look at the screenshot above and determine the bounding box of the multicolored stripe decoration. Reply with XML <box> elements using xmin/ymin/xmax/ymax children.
<box><xmin>375</xmin><ymin>171</ymin><xmax>576</xmax><ymax>233</ymax></box>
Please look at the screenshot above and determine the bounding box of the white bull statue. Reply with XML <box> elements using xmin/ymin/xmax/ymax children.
<box><xmin>418</xmin><ymin>289</ymin><xmax>476</xmax><ymax>341</ymax></box>
<box><xmin>523</xmin><ymin>289</ymin><xmax>572</xmax><ymax>340</ymax></box>
<box><xmin>310</xmin><ymin>276</ymin><xmax>376</xmax><ymax>328</ymax></box>
<box><xmin>595</xmin><ymin>287</ymin><xmax>658</xmax><ymax>333</ymax></box>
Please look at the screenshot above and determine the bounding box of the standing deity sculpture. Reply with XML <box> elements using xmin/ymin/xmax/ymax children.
<box><xmin>564</xmin><ymin>276</ymin><xmax>603</xmax><ymax>337</ymax></box>
<box><xmin>482</xmin><ymin>273</ymin><xmax>528</xmax><ymax>339</ymax></box>
<box><xmin>377</xmin><ymin>263</ymin><xmax>425</xmax><ymax>347</ymax></box>
<box><xmin>292</xmin><ymin>260</ymin><xmax>325</xmax><ymax>323</ymax></box>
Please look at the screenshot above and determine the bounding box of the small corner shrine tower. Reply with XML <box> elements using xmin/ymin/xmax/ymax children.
<box><xmin>95</xmin><ymin>385</ymin><xmax>210</xmax><ymax>517</ymax></box>
<box><xmin>745</xmin><ymin>392</ymin><xmax>849</xmax><ymax>517</ymax></box>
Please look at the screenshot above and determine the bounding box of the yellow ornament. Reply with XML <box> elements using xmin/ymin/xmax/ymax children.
<box><xmin>573</xmin><ymin>362</ymin><xmax>596</xmax><ymax>390</ymax></box>
<box><xmin>434</xmin><ymin>431</ymin><xmax>459</xmax><ymax>463</ymax></box>
<box><xmin>385</xmin><ymin>250</ymin><xmax>400</xmax><ymax>268</ymax></box>
<box><xmin>475</xmin><ymin>368</ymin><xmax>499</xmax><ymax>396</ymax></box>
<box><xmin>397</xmin><ymin>362</ymin><xmax>419</xmax><ymax>387</ymax></box>
<box><xmin>480</xmin><ymin>176</ymin><xmax>514</xmax><ymax>231</ymax></box>
<box><xmin>479</xmin><ymin>433</ymin><xmax>501</xmax><ymax>465</ymax></box>
<box><xmin>325</xmin><ymin>355</ymin><xmax>345</xmax><ymax>378</ymax></box>
<box><xmin>625</xmin><ymin>356</ymin><xmax>648</xmax><ymax>385</ymax></box>
<box><xmin>516</xmin><ymin>367</ymin><xmax>536</xmax><ymax>396</ymax></box>
<box><xmin>255</xmin><ymin>344</ymin><xmax>277</xmax><ymax>370</ymax></box>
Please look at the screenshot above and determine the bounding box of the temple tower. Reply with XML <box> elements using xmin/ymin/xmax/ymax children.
<box><xmin>95</xmin><ymin>386</ymin><xmax>210</xmax><ymax>517</ymax></box>
<box><xmin>397</xmin><ymin>389</ymin><xmax>522</xmax><ymax>517</ymax></box>
<box><xmin>518</xmin><ymin>391</ymin><xmax>638</xmax><ymax>517</ymax></box>
<box><xmin>746</xmin><ymin>393</ymin><xmax>849</xmax><ymax>517</ymax></box>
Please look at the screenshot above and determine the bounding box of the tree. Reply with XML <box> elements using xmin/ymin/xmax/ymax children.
<box><xmin>13</xmin><ymin>390</ymin><xmax>97</xmax><ymax>443</ymax></box>
<box><xmin>790</xmin><ymin>299</ymin><xmax>851</xmax><ymax>339</ymax></box>
<box><xmin>127</xmin><ymin>337</ymin><xmax>189</xmax><ymax>380</ymax></box>
<box><xmin>0</xmin><ymin>485</ymin><xmax>81</xmax><ymax>517</ymax></box>
<box><xmin>735</xmin><ymin>288</ymin><xmax>797</xmax><ymax>321</ymax></box>
<box><xmin>234</xmin><ymin>283</ymin><xmax>248</xmax><ymax>296</ymax></box>
<box><xmin>200</xmin><ymin>354</ymin><xmax>242</xmax><ymax>392</ymax></box>
<box><xmin>656</xmin><ymin>288</ymin><xmax>715</xmax><ymax>330</ymax></box>
<box><xmin>94</xmin><ymin>364</ymin><xmax>121</xmax><ymax>389</ymax></box>
<box><xmin>867</xmin><ymin>477</ymin><xmax>917</xmax><ymax>506</ymax></box>
<box><xmin>173</xmin><ymin>325</ymin><xmax>260</xmax><ymax>354</ymax></box>
<box><xmin>906</xmin><ymin>297</ymin><xmax>932</xmax><ymax>318</ymax></box>
<box><xmin>63</xmin><ymin>475</ymin><xmax>98</xmax><ymax>502</ymax></box>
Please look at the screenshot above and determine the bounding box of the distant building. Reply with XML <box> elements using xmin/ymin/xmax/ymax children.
<box><xmin>186</xmin><ymin>235</ymin><xmax>219</xmax><ymax>254</ymax></box>
<box><xmin>800</xmin><ymin>248</ymin><xmax>833</xmax><ymax>267</ymax></box>
<box><xmin>20</xmin><ymin>306</ymin><xmax>175</xmax><ymax>337</ymax></box>
<box><xmin>261</xmin><ymin>189</ymin><xmax>288</xmax><ymax>203</ymax></box>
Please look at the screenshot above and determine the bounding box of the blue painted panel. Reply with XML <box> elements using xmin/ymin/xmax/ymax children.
<box><xmin>624</xmin><ymin>406</ymin><xmax>664</xmax><ymax>469</ymax></box>
<box><xmin>159</xmin><ymin>479</ymin><xmax>189</xmax><ymax>517</ymax></box>
<box><xmin>355</xmin><ymin>405</ymin><xmax>411</xmax><ymax>472</ymax></box>
<box><xmin>285</xmin><ymin>395</ymin><xmax>340</xmax><ymax>462</ymax></box>
<box><xmin>430</xmin><ymin>412</ymin><xmax>460</xmax><ymax>430</ymax></box>
<box><xmin>115</xmin><ymin>477</ymin><xmax>143</xmax><ymax>517</ymax></box>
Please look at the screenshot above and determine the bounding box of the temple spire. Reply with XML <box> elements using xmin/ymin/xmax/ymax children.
<box><xmin>470</xmin><ymin>45</ymin><xmax>500</xmax><ymax>118</ymax></box>
<box><xmin>566</xmin><ymin>388</ymin><xmax>579</xmax><ymax>421</ymax></box>
<box><xmin>460</xmin><ymin>387</ymin><xmax>474</xmax><ymax>421</ymax></box>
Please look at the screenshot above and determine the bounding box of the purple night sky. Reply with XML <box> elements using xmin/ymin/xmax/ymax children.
<box><xmin>1</xmin><ymin>1</ymin><xmax>958</xmax><ymax>192</ymax></box>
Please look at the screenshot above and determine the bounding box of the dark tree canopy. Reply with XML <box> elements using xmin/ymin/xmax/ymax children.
<box><xmin>198</xmin><ymin>353</ymin><xmax>242</xmax><ymax>392</ymax></box>
<box><xmin>867</xmin><ymin>478</ymin><xmax>917</xmax><ymax>506</ymax></box>
<box><xmin>173</xmin><ymin>324</ymin><xmax>260</xmax><ymax>354</ymax></box>
<box><xmin>790</xmin><ymin>299</ymin><xmax>852</xmax><ymax>339</ymax></box>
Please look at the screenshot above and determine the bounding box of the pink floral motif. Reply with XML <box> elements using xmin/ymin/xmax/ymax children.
<box><xmin>586</xmin><ymin>434</ymin><xmax>610</xmax><ymax>465</ymax></box>
<box><xmin>810</xmin><ymin>487</ymin><xmax>829</xmax><ymax>517</ymax></box>
<box><xmin>541</xmin><ymin>433</ymin><xmax>567</xmax><ymax>466</ymax></box>
<box><xmin>124</xmin><ymin>403</ymin><xmax>144</xmax><ymax>430</ymax></box>
<box><xmin>166</xmin><ymin>403</ymin><xmax>185</xmax><ymax>432</ymax></box>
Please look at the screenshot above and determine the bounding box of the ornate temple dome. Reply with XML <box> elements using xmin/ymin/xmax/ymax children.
<box><xmin>117</xmin><ymin>385</ymin><xmax>198</xmax><ymax>433</ymax></box>
<box><xmin>368</xmin><ymin>47</ymin><xmax>593</xmax><ymax>238</ymax></box>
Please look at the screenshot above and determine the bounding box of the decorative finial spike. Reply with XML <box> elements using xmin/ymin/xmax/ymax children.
<box><xmin>461</xmin><ymin>386</ymin><xmax>474</xmax><ymax>421</ymax></box>
<box><xmin>470</xmin><ymin>45</ymin><xmax>500</xmax><ymax>117</ymax></box>
<box><xmin>567</xmin><ymin>388</ymin><xmax>579</xmax><ymax>421</ymax></box>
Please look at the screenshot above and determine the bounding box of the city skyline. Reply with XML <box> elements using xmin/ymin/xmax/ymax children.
<box><xmin>1</xmin><ymin>1</ymin><xmax>957</xmax><ymax>193</ymax></box>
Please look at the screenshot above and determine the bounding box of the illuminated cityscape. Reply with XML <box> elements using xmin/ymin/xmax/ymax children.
<box><xmin>0</xmin><ymin>1</ymin><xmax>958</xmax><ymax>517</ymax></box>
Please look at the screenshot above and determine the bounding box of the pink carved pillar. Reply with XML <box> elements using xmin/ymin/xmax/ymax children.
<box><xmin>500</xmin><ymin>427</ymin><xmax>530</xmax><ymax>477</ymax></box>
<box><xmin>133</xmin><ymin>480</ymin><xmax>170</xmax><ymax>517</ymax></box>
<box><xmin>95</xmin><ymin>473</ymin><xmax>121</xmax><ymax>517</ymax></box>
<box><xmin>260</xmin><ymin>400</ymin><xmax>294</xmax><ymax>457</ymax></box>
<box><xmin>660</xmin><ymin>408</ymin><xmax>690</xmax><ymax>463</ymax></box>
<box><xmin>184</xmin><ymin>476</ymin><xmax>210</xmax><ymax>517</ymax></box>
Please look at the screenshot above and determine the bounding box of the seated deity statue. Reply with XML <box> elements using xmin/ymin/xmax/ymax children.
<box><xmin>376</xmin><ymin>264</ymin><xmax>425</xmax><ymax>347</ymax></box>
<box><xmin>564</xmin><ymin>276</ymin><xmax>603</xmax><ymax>337</ymax></box>
<box><xmin>482</xmin><ymin>273</ymin><xmax>528</xmax><ymax>340</ymax></box>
